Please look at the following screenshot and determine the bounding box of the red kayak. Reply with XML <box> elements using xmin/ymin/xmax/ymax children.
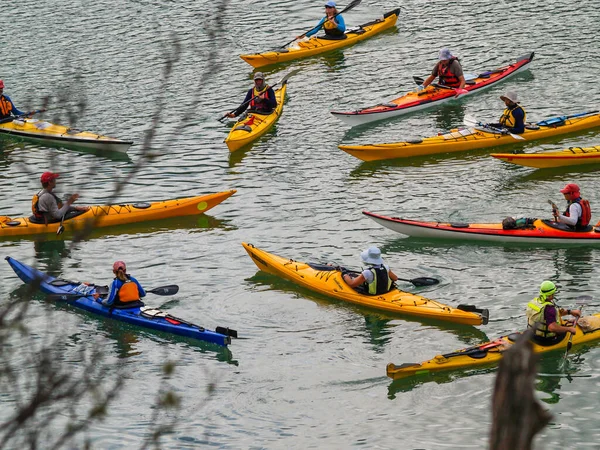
<box><xmin>363</xmin><ymin>212</ymin><xmax>600</xmax><ymax>245</ymax></box>
<box><xmin>331</xmin><ymin>52</ymin><xmax>534</xmax><ymax>127</ymax></box>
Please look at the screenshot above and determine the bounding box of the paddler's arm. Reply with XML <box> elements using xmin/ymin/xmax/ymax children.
<box><xmin>548</xmin><ymin>320</ymin><xmax>577</xmax><ymax>335</ymax></box>
<box><xmin>388</xmin><ymin>269</ymin><xmax>399</xmax><ymax>282</ymax></box>
<box><xmin>304</xmin><ymin>17</ymin><xmax>326</xmax><ymax>38</ymax></box>
<box><xmin>343</xmin><ymin>272</ymin><xmax>366</xmax><ymax>288</ymax></box>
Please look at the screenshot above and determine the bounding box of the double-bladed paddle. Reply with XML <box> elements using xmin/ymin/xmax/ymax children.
<box><xmin>217</xmin><ymin>68</ymin><xmax>301</xmax><ymax>122</ymax></box>
<box><xmin>537</xmin><ymin>110</ymin><xmax>599</xmax><ymax>127</ymax></box>
<box><xmin>395</xmin><ymin>277</ymin><xmax>440</xmax><ymax>287</ymax></box>
<box><xmin>463</xmin><ymin>115</ymin><xmax>525</xmax><ymax>140</ymax></box>
<box><xmin>47</xmin><ymin>284</ymin><xmax>179</xmax><ymax>301</ymax></box>
<box><xmin>278</xmin><ymin>0</ymin><xmax>362</xmax><ymax>50</ymax></box>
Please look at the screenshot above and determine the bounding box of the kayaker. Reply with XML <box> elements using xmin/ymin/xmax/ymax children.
<box><xmin>0</xmin><ymin>79</ymin><xmax>25</xmax><ymax>120</ymax></box>
<box><xmin>32</xmin><ymin>172</ymin><xmax>90</xmax><ymax>224</ymax></box>
<box><xmin>226</xmin><ymin>72</ymin><xmax>277</xmax><ymax>118</ymax></box>
<box><xmin>96</xmin><ymin>261</ymin><xmax>146</xmax><ymax>308</ymax></box>
<box><xmin>487</xmin><ymin>91</ymin><xmax>526</xmax><ymax>134</ymax></box>
<box><xmin>417</xmin><ymin>48</ymin><xmax>468</xmax><ymax>97</ymax></box>
<box><xmin>302</xmin><ymin>1</ymin><xmax>346</xmax><ymax>40</ymax></box>
<box><xmin>526</xmin><ymin>281</ymin><xmax>580</xmax><ymax>345</ymax></box>
<box><xmin>343</xmin><ymin>247</ymin><xmax>399</xmax><ymax>294</ymax></box>
<box><xmin>551</xmin><ymin>183</ymin><xmax>592</xmax><ymax>231</ymax></box>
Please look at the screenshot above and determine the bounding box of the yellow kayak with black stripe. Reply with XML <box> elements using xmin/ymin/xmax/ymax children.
<box><xmin>491</xmin><ymin>144</ymin><xmax>600</xmax><ymax>168</ymax></box>
<box><xmin>0</xmin><ymin>190</ymin><xmax>236</xmax><ymax>238</ymax></box>
<box><xmin>242</xmin><ymin>242</ymin><xmax>488</xmax><ymax>326</ymax></box>
<box><xmin>339</xmin><ymin>111</ymin><xmax>600</xmax><ymax>162</ymax></box>
<box><xmin>225</xmin><ymin>84</ymin><xmax>287</xmax><ymax>153</ymax></box>
<box><xmin>239</xmin><ymin>9</ymin><xmax>400</xmax><ymax>68</ymax></box>
<box><xmin>387</xmin><ymin>313</ymin><xmax>600</xmax><ymax>380</ymax></box>
<box><xmin>0</xmin><ymin>117</ymin><xmax>132</xmax><ymax>153</ymax></box>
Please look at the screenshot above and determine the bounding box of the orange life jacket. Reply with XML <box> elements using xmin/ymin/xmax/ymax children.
<box><xmin>0</xmin><ymin>96</ymin><xmax>14</xmax><ymax>118</ymax></box>
<box><xmin>438</xmin><ymin>58</ymin><xmax>461</xmax><ymax>87</ymax></box>
<box><xmin>564</xmin><ymin>197</ymin><xmax>592</xmax><ymax>229</ymax></box>
<box><xmin>117</xmin><ymin>279</ymin><xmax>141</xmax><ymax>302</ymax></box>
<box><xmin>31</xmin><ymin>190</ymin><xmax>62</xmax><ymax>222</ymax></box>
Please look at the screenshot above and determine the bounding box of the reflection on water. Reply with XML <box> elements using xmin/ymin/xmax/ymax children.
<box><xmin>32</xmin><ymin>238</ymin><xmax>71</xmax><ymax>276</ymax></box>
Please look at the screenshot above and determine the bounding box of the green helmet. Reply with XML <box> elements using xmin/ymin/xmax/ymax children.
<box><xmin>539</xmin><ymin>280</ymin><xmax>557</xmax><ymax>297</ymax></box>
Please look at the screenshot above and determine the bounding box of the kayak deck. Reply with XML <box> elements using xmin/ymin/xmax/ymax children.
<box><xmin>387</xmin><ymin>314</ymin><xmax>600</xmax><ymax>380</ymax></box>
<box><xmin>491</xmin><ymin>145</ymin><xmax>600</xmax><ymax>168</ymax></box>
<box><xmin>239</xmin><ymin>9</ymin><xmax>400</xmax><ymax>68</ymax></box>
<box><xmin>363</xmin><ymin>212</ymin><xmax>600</xmax><ymax>245</ymax></box>
<box><xmin>339</xmin><ymin>112</ymin><xmax>600</xmax><ymax>161</ymax></box>
<box><xmin>242</xmin><ymin>242</ymin><xmax>488</xmax><ymax>326</ymax></box>
<box><xmin>225</xmin><ymin>84</ymin><xmax>287</xmax><ymax>152</ymax></box>
<box><xmin>331</xmin><ymin>52</ymin><xmax>534</xmax><ymax>127</ymax></box>
<box><xmin>0</xmin><ymin>117</ymin><xmax>132</xmax><ymax>152</ymax></box>
<box><xmin>0</xmin><ymin>190</ymin><xmax>236</xmax><ymax>238</ymax></box>
<box><xmin>5</xmin><ymin>256</ymin><xmax>235</xmax><ymax>347</ymax></box>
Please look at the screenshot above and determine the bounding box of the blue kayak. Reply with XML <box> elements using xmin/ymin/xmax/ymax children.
<box><xmin>5</xmin><ymin>257</ymin><xmax>235</xmax><ymax>347</ymax></box>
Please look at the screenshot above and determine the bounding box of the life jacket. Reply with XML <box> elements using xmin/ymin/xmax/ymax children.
<box><xmin>0</xmin><ymin>95</ymin><xmax>14</xmax><ymax>119</ymax></box>
<box><xmin>249</xmin><ymin>85</ymin><xmax>272</xmax><ymax>112</ymax></box>
<box><xmin>31</xmin><ymin>189</ymin><xmax>62</xmax><ymax>222</ymax></box>
<box><xmin>499</xmin><ymin>104</ymin><xmax>527</xmax><ymax>128</ymax></box>
<box><xmin>323</xmin><ymin>15</ymin><xmax>344</xmax><ymax>37</ymax></box>
<box><xmin>563</xmin><ymin>197</ymin><xmax>591</xmax><ymax>229</ymax></box>
<box><xmin>526</xmin><ymin>297</ymin><xmax>561</xmax><ymax>339</ymax></box>
<box><xmin>116</xmin><ymin>278</ymin><xmax>141</xmax><ymax>303</ymax></box>
<box><xmin>365</xmin><ymin>265</ymin><xmax>392</xmax><ymax>295</ymax></box>
<box><xmin>438</xmin><ymin>58</ymin><xmax>461</xmax><ymax>87</ymax></box>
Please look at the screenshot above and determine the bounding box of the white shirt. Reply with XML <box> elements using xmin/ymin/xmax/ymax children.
<box><xmin>557</xmin><ymin>202</ymin><xmax>582</xmax><ymax>227</ymax></box>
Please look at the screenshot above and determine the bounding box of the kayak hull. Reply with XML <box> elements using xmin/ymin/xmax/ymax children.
<box><xmin>0</xmin><ymin>118</ymin><xmax>132</xmax><ymax>153</ymax></box>
<box><xmin>242</xmin><ymin>242</ymin><xmax>488</xmax><ymax>325</ymax></box>
<box><xmin>0</xmin><ymin>190</ymin><xmax>236</xmax><ymax>238</ymax></box>
<box><xmin>387</xmin><ymin>316</ymin><xmax>600</xmax><ymax>380</ymax></box>
<box><xmin>363</xmin><ymin>212</ymin><xmax>600</xmax><ymax>245</ymax></box>
<box><xmin>491</xmin><ymin>145</ymin><xmax>600</xmax><ymax>168</ymax></box>
<box><xmin>339</xmin><ymin>113</ymin><xmax>600</xmax><ymax>161</ymax></box>
<box><xmin>331</xmin><ymin>52</ymin><xmax>534</xmax><ymax>127</ymax></box>
<box><xmin>5</xmin><ymin>257</ymin><xmax>231</xmax><ymax>346</ymax></box>
<box><xmin>239</xmin><ymin>9</ymin><xmax>400</xmax><ymax>68</ymax></box>
<box><xmin>225</xmin><ymin>84</ymin><xmax>286</xmax><ymax>152</ymax></box>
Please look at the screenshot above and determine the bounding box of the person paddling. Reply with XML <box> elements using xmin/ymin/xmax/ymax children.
<box><xmin>225</xmin><ymin>72</ymin><xmax>277</xmax><ymax>118</ymax></box>
<box><xmin>302</xmin><ymin>1</ymin><xmax>346</xmax><ymax>41</ymax></box>
<box><xmin>95</xmin><ymin>261</ymin><xmax>146</xmax><ymax>308</ymax></box>
<box><xmin>487</xmin><ymin>91</ymin><xmax>526</xmax><ymax>134</ymax></box>
<box><xmin>32</xmin><ymin>172</ymin><xmax>90</xmax><ymax>224</ymax></box>
<box><xmin>417</xmin><ymin>48</ymin><xmax>468</xmax><ymax>97</ymax></box>
<box><xmin>551</xmin><ymin>183</ymin><xmax>592</xmax><ymax>231</ymax></box>
<box><xmin>0</xmin><ymin>79</ymin><xmax>25</xmax><ymax>120</ymax></box>
<box><xmin>343</xmin><ymin>246</ymin><xmax>399</xmax><ymax>295</ymax></box>
<box><xmin>526</xmin><ymin>281</ymin><xmax>581</xmax><ymax>345</ymax></box>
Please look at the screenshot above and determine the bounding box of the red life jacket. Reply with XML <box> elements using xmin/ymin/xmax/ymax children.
<box><xmin>249</xmin><ymin>85</ymin><xmax>272</xmax><ymax>112</ymax></box>
<box><xmin>564</xmin><ymin>197</ymin><xmax>592</xmax><ymax>229</ymax></box>
<box><xmin>438</xmin><ymin>58</ymin><xmax>461</xmax><ymax>87</ymax></box>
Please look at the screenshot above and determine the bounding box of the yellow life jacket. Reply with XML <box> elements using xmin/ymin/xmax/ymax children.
<box><xmin>323</xmin><ymin>15</ymin><xmax>344</xmax><ymax>37</ymax></box>
<box><xmin>366</xmin><ymin>265</ymin><xmax>392</xmax><ymax>295</ymax></box>
<box><xmin>526</xmin><ymin>296</ymin><xmax>561</xmax><ymax>338</ymax></box>
<box><xmin>117</xmin><ymin>279</ymin><xmax>141</xmax><ymax>302</ymax></box>
<box><xmin>499</xmin><ymin>104</ymin><xmax>527</xmax><ymax>128</ymax></box>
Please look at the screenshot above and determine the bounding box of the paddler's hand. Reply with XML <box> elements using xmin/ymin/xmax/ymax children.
<box><xmin>454</xmin><ymin>88</ymin><xmax>469</xmax><ymax>97</ymax></box>
<box><xmin>416</xmin><ymin>84</ymin><xmax>425</xmax><ymax>92</ymax></box>
<box><xmin>567</xmin><ymin>326</ymin><xmax>577</xmax><ymax>335</ymax></box>
<box><xmin>226</xmin><ymin>113</ymin><xmax>235</xmax><ymax>118</ymax></box>
<box><xmin>67</xmin><ymin>193</ymin><xmax>80</xmax><ymax>205</ymax></box>
<box><xmin>570</xmin><ymin>309</ymin><xmax>581</xmax><ymax>318</ymax></box>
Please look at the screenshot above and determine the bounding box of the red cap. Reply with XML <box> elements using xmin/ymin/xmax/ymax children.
<box><xmin>0</xmin><ymin>80</ymin><xmax>4</xmax><ymax>89</ymax></box>
<box><xmin>40</xmin><ymin>172</ymin><xmax>60</xmax><ymax>184</ymax></box>
<box><xmin>113</xmin><ymin>261</ymin><xmax>126</xmax><ymax>272</ymax></box>
<box><xmin>560</xmin><ymin>183</ymin><xmax>580</xmax><ymax>195</ymax></box>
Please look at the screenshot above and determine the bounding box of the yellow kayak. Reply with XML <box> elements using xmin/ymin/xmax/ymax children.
<box><xmin>0</xmin><ymin>190</ymin><xmax>236</xmax><ymax>237</ymax></box>
<box><xmin>239</xmin><ymin>9</ymin><xmax>400</xmax><ymax>68</ymax></box>
<box><xmin>242</xmin><ymin>242</ymin><xmax>489</xmax><ymax>326</ymax></box>
<box><xmin>491</xmin><ymin>145</ymin><xmax>600</xmax><ymax>168</ymax></box>
<box><xmin>387</xmin><ymin>312</ymin><xmax>600</xmax><ymax>380</ymax></box>
<box><xmin>339</xmin><ymin>111</ymin><xmax>600</xmax><ymax>162</ymax></box>
<box><xmin>0</xmin><ymin>117</ymin><xmax>132</xmax><ymax>153</ymax></box>
<box><xmin>225</xmin><ymin>84</ymin><xmax>287</xmax><ymax>153</ymax></box>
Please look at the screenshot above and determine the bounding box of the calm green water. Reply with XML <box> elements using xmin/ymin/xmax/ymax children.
<box><xmin>2</xmin><ymin>0</ymin><xmax>600</xmax><ymax>448</ymax></box>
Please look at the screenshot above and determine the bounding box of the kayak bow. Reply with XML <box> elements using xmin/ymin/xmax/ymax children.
<box><xmin>242</xmin><ymin>242</ymin><xmax>488</xmax><ymax>326</ymax></box>
<box><xmin>332</xmin><ymin>52</ymin><xmax>534</xmax><ymax>127</ymax></box>
<box><xmin>5</xmin><ymin>257</ymin><xmax>235</xmax><ymax>346</ymax></box>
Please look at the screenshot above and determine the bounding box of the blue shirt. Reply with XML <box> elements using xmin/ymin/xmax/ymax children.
<box><xmin>0</xmin><ymin>94</ymin><xmax>24</xmax><ymax>120</ymax></box>
<box><xmin>305</xmin><ymin>14</ymin><xmax>346</xmax><ymax>37</ymax></box>
<box><xmin>103</xmin><ymin>275</ymin><xmax>146</xmax><ymax>306</ymax></box>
